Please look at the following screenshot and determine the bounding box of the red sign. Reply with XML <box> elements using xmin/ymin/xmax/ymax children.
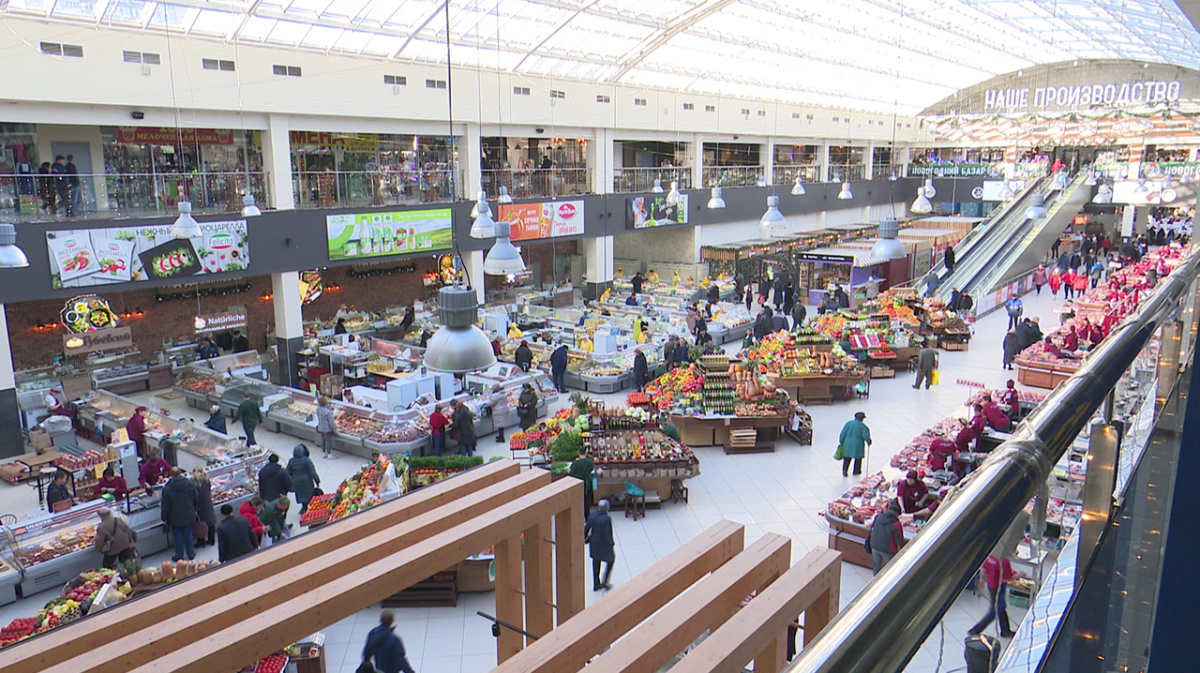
<box><xmin>113</xmin><ymin>127</ymin><xmax>235</xmax><ymax>146</ymax></box>
<box><xmin>498</xmin><ymin>200</ymin><xmax>586</xmax><ymax>242</ymax></box>
<box><xmin>956</xmin><ymin>379</ymin><xmax>986</xmax><ymax>388</ymax></box>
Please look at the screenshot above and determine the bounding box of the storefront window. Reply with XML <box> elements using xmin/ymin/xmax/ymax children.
<box><xmin>0</xmin><ymin>123</ymin><xmax>38</xmax><ymax>216</ymax></box>
<box><xmin>290</xmin><ymin>132</ymin><xmax>459</xmax><ymax>207</ymax></box>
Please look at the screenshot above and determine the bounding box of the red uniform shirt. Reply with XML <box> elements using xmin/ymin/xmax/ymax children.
<box><xmin>429</xmin><ymin>411</ymin><xmax>448</xmax><ymax>436</ymax></box>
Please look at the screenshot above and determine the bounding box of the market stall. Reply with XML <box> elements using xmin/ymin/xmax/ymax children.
<box><xmin>701</xmin><ymin>233</ymin><xmax>837</xmax><ymax>290</ymax></box>
<box><xmin>795</xmin><ymin>247</ymin><xmax>890</xmax><ymax>309</ymax></box>
<box><xmin>76</xmin><ymin>390</ymin><xmax>248</xmax><ymax>463</ymax></box>
<box><xmin>737</xmin><ymin>333</ymin><xmax>865</xmax><ymax>404</ymax></box>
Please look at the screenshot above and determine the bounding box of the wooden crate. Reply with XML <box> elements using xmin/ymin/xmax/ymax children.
<box><xmin>869</xmin><ymin>366</ymin><xmax>895</xmax><ymax>379</ymax></box>
<box><xmin>940</xmin><ymin>340</ymin><xmax>969</xmax><ymax>351</ymax></box>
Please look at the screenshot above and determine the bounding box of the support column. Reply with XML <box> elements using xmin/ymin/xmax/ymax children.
<box><xmin>590</xmin><ymin>128</ymin><xmax>613</xmax><ymax>195</ymax></box>
<box><xmin>554</xmin><ymin>498</ymin><xmax>586</xmax><ymax>625</ymax></box>
<box><xmin>495</xmin><ymin>532</ymin><xmax>525</xmax><ymax>662</ymax></box>
<box><xmin>462</xmin><ymin>249</ymin><xmax>486</xmax><ymax>304</ymax></box>
<box><xmin>864</xmin><ymin>142</ymin><xmax>875</xmax><ymax>180</ymax></box>
<box><xmin>465</xmin><ymin>123</ymin><xmax>483</xmax><ymax>199</ymax></box>
<box><xmin>763</xmin><ymin>138</ymin><xmax>775</xmax><ymax>186</ymax></box>
<box><xmin>818</xmin><ymin>142</ymin><xmax>830</xmax><ymax>183</ymax></box>
<box><xmin>261</xmin><ymin>114</ymin><xmax>294</xmax><ymax>211</ymax></box>
<box><xmin>584</xmin><ymin>235</ymin><xmax>614</xmax><ymax>300</ymax></box>
<box><xmin>899</xmin><ymin>146</ymin><xmax>912</xmax><ymax>178</ymax></box>
<box><xmin>271</xmin><ymin>271</ymin><xmax>304</xmax><ymax>389</ymax></box>
<box><xmin>691</xmin><ymin>134</ymin><xmax>704</xmax><ymax>189</ymax></box>
<box><xmin>0</xmin><ymin>306</ymin><xmax>21</xmax><ymax>459</ymax></box>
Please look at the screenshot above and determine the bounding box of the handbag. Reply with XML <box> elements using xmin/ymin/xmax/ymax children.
<box><xmin>833</xmin><ymin>443</ymin><xmax>845</xmax><ymax>460</ymax></box>
<box><xmin>312</xmin><ymin>487</ymin><xmax>324</xmax><ymax>497</ymax></box>
<box><xmin>192</xmin><ymin>520</ymin><xmax>209</xmax><ymax>540</ymax></box>
<box><xmin>930</xmin><ymin>369</ymin><xmax>940</xmax><ymax>386</ymax></box>
<box><xmin>356</xmin><ymin>660</ymin><xmax>377</xmax><ymax>673</ymax></box>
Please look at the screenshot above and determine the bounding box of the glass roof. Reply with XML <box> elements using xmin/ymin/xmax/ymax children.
<box><xmin>7</xmin><ymin>0</ymin><xmax>1200</xmax><ymax>113</ymax></box>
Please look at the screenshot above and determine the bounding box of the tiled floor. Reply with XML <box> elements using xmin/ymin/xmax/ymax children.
<box><xmin>0</xmin><ymin>286</ymin><xmax>1068</xmax><ymax>672</ymax></box>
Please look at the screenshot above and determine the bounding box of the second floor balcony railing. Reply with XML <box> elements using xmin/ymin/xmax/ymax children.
<box><xmin>612</xmin><ymin>167</ymin><xmax>692</xmax><ymax>193</ymax></box>
<box><xmin>702</xmin><ymin>165</ymin><xmax>765</xmax><ymax>188</ymax></box>
<box><xmin>0</xmin><ymin>171</ymin><xmax>270</xmax><ymax>223</ymax></box>
<box><xmin>481</xmin><ymin>167</ymin><xmax>592</xmax><ymax>200</ymax></box>
<box><xmin>827</xmin><ymin>163</ymin><xmax>866</xmax><ymax>182</ymax></box>
<box><xmin>293</xmin><ymin>168</ymin><xmax>462</xmax><ymax>209</ymax></box>
<box><xmin>772</xmin><ymin>164</ymin><xmax>822</xmax><ymax>185</ymax></box>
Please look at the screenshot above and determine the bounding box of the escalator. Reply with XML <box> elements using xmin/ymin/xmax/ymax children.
<box><xmin>913</xmin><ymin>176</ymin><xmax>1044</xmax><ymax>298</ymax></box>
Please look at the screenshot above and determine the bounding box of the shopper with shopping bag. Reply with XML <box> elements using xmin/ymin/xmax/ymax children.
<box><xmin>912</xmin><ymin>344</ymin><xmax>938</xmax><ymax>390</ymax></box>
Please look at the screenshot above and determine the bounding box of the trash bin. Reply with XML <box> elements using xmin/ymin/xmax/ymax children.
<box><xmin>965</xmin><ymin>634</ymin><xmax>1001</xmax><ymax>673</ymax></box>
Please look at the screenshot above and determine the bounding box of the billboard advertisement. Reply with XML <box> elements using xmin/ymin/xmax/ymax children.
<box><xmin>630</xmin><ymin>194</ymin><xmax>689</xmax><ymax>228</ymax></box>
<box><xmin>497</xmin><ymin>200</ymin><xmax>585</xmax><ymax>242</ymax></box>
<box><xmin>46</xmin><ymin>220</ymin><xmax>249</xmax><ymax>289</ymax></box>
<box><xmin>325</xmin><ymin>208</ymin><xmax>453</xmax><ymax>261</ymax></box>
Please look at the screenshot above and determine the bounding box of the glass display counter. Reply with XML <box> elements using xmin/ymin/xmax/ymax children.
<box><xmin>173</xmin><ymin>367</ymin><xmax>225</xmax><ymax>411</ymax></box>
<box><xmin>264</xmin><ymin>390</ymin><xmax>320</xmax><ymax>442</ymax></box>
<box><xmin>331</xmin><ymin>405</ymin><xmax>384</xmax><ymax>457</ymax></box>
<box><xmin>0</xmin><ymin>527</ymin><xmax>21</xmax><ymax>605</ymax></box>
<box><xmin>199</xmin><ymin>351</ymin><xmax>266</xmax><ymax>380</ymax></box>
<box><xmin>207</xmin><ymin>454</ymin><xmax>267</xmax><ymax>515</ymax></box>
<box><xmin>218</xmin><ymin>377</ymin><xmax>282</xmax><ymax>417</ymax></box>
<box><xmin>364</xmin><ymin>417</ymin><xmax>430</xmax><ymax>456</ymax></box>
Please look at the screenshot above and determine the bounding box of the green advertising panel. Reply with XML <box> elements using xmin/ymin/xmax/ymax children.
<box><xmin>326</xmin><ymin>208</ymin><xmax>453</xmax><ymax>261</ymax></box>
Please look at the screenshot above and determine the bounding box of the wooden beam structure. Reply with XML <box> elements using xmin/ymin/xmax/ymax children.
<box><xmin>492</xmin><ymin>520</ymin><xmax>746</xmax><ymax>673</ymax></box>
<box><xmin>584</xmin><ymin>534</ymin><xmax>793</xmax><ymax>673</ymax></box>
<box><xmin>666</xmin><ymin>548</ymin><xmax>843</xmax><ymax>673</ymax></box>
<box><xmin>0</xmin><ymin>459</ymin><xmax>523</xmax><ymax>673</ymax></box>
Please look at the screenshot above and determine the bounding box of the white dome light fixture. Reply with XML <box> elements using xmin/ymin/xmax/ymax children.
<box><xmin>483</xmin><ymin>219</ymin><xmax>526</xmax><ymax>276</ymax></box>
<box><xmin>666</xmin><ymin>181</ymin><xmax>682</xmax><ymax>206</ymax></box>
<box><xmin>871</xmin><ymin>217</ymin><xmax>908</xmax><ymax>260</ymax></box>
<box><xmin>910</xmin><ymin>186</ymin><xmax>934</xmax><ymax>215</ymax></box>
<box><xmin>497</xmin><ymin>185</ymin><xmax>513</xmax><ymax>204</ymax></box>
<box><xmin>1025</xmin><ymin>193</ymin><xmax>1048</xmax><ymax>219</ymax></box>
<box><xmin>240</xmin><ymin>194</ymin><xmax>261</xmax><ymax>218</ymax></box>
<box><xmin>0</xmin><ymin>223</ymin><xmax>30</xmax><ymax>269</ymax></box>
<box><xmin>706</xmin><ymin>187</ymin><xmax>726</xmax><ymax>209</ymax></box>
<box><xmin>1084</xmin><ymin>172</ymin><xmax>1098</xmax><ymax>186</ymax></box>
<box><xmin>651</xmin><ymin>178</ymin><xmax>664</xmax><ymax>194</ymax></box>
<box><xmin>889</xmin><ymin>171</ymin><xmax>899</xmax><ymax>181</ymax></box>
<box><xmin>837</xmin><ymin>181</ymin><xmax>853</xmax><ymax>200</ymax></box>
<box><xmin>422</xmin><ymin>285</ymin><xmax>497</xmax><ymax>374</ymax></box>
<box><xmin>469</xmin><ymin>192</ymin><xmax>497</xmax><ymax>239</ymax></box>
<box><xmin>1093</xmin><ymin>183</ymin><xmax>1113</xmax><ymax>204</ymax></box>
<box><xmin>791</xmin><ymin>176</ymin><xmax>806</xmax><ymax>196</ymax></box>
<box><xmin>171</xmin><ymin>201</ymin><xmax>201</xmax><ymax>240</ymax></box>
<box><xmin>923</xmin><ymin>178</ymin><xmax>937</xmax><ymax>198</ymax></box>
<box><xmin>759</xmin><ymin>194</ymin><xmax>786</xmax><ymax>238</ymax></box>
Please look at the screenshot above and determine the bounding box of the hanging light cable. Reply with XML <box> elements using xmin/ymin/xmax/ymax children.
<box><xmin>162</xmin><ymin>18</ymin><xmax>197</xmax><ymax>239</ymax></box>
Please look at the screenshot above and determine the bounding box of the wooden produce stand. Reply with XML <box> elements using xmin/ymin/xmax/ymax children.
<box><xmin>767</xmin><ymin>372</ymin><xmax>862</xmax><ymax>405</ymax></box>
<box><xmin>1014</xmin><ymin>358</ymin><xmax>1078</xmax><ymax>390</ymax></box>
<box><xmin>669</xmin><ymin>413</ymin><xmax>789</xmax><ymax>452</ymax></box>
<box><xmin>825</xmin><ymin>516</ymin><xmax>874</xmax><ymax>569</ymax></box>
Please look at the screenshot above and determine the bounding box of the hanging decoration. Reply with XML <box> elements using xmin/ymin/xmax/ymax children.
<box><xmin>154</xmin><ymin>282</ymin><xmax>253</xmax><ymax>303</ymax></box>
<box><xmin>346</xmin><ymin>262</ymin><xmax>419</xmax><ymax>278</ymax></box>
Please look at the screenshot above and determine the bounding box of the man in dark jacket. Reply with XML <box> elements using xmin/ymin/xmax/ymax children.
<box><xmin>913</xmin><ymin>344</ymin><xmax>938</xmax><ymax>390</ymax></box>
<box><xmin>790</xmin><ymin>301</ymin><xmax>807</xmax><ymax>329</ymax></box>
<box><xmin>232</xmin><ymin>392</ymin><xmax>264</xmax><ymax>447</ymax></box>
<box><xmin>216</xmin><ymin>504</ymin><xmax>257</xmax><ymax>563</ymax></box>
<box><xmin>944</xmin><ymin>245</ymin><xmax>956</xmax><ymax>272</ymax></box>
<box><xmin>514</xmin><ymin>340</ymin><xmax>533</xmax><ymax>372</ymax></box>
<box><xmin>632</xmin><ymin>348</ymin><xmax>649</xmax><ymax>392</ymax></box>
<box><xmin>1002</xmin><ymin>329</ymin><xmax>1021</xmax><ymax>371</ymax></box>
<box><xmin>585</xmin><ymin>499</ymin><xmax>615</xmax><ymax>591</ymax></box>
<box><xmin>869</xmin><ymin>502</ymin><xmax>905</xmax><ymax>574</ymax></box>
<box><xmin>753</xmin><ymin>312</ymin><xmax>770</xmax><ymax>341</ymax></box>
<box><xmin>362</xmin><ymin>611</ymin><xmax>416</xmax><ymax>673</ymax></box>
<box><xmin>549</xmin><ymin>343</ymin><xmax>569</xmax><ymax>392</ymax></box>
<box><xmin>631</xmin><ymin>272</ymin><xmax>644</xmax><ymax>294</ymax></box>
<box><xmin>161</xmin><ymin>467</ymin><xmax>199</xmax><ymax>562</ymax></box>
<box><xmin>834</xmin><ymin>285</ymin><xmax>850</xmax><ymax>310</ymax></box>
<box><xmin>231</xmin><ymin>330</ymin><xmax>250</xmax><ymax>353</ymax></box>
<box><xmin>50</xmin><ymin>155</ymin><xmax>71</xmax><ymax>215</ymax></box>
<box><xmin>258</xmin><ymin>453</ymin><xmax>293</xmax><ymax>502</ymax></box>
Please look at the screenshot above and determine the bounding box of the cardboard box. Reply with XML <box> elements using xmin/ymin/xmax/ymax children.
<box><xmin>28</xmin><ymin>429</ymin><xmax>52</xmax><ymax>452</ymax></box>
<box><xmin>0</xmin><ymin>462</ymin><xmax>28</xmax><ymax>484</ymax></box>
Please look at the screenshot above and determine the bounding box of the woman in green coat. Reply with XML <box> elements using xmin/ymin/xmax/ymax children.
<box><xmin>569</xmin><ymin>447</ymin><xmax>595</xmax><ymax>520</ymax></box>
<box><xmin>838</xmin><ymin>411</ymin><xmax>872</xmax><ymax>477</ymax></box>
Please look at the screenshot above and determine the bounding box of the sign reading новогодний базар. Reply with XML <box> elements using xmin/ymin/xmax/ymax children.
<box><xmin>62</xmin><ymin>326</ymin><xmax>133</xmax><ymax>355</ymax></box>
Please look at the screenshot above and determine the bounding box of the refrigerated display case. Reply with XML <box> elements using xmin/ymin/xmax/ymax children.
<box><xmin>218</xmin><ymin>377</ymin><xmax>283</xmax><ymax>417</ymax></box>
<box><xmin>173</xmin><ymin>367</ymin><xmax>225</xmax><ymax>411</ymax></box>
<box><xmin>0</xmin><ymin>527</ymin><xmax>22</xmax><ymax>605</ymax></box>
<box><xmin>207</xmin><ymin>454</ymin><xmax>268</xmax><ymax>516</ymax></box>
<box><xmin>198</xmin><ymin>351</ymin><xmax>266</xmax><ymax>380</ymax></box>
<box><xmin>364</xmin><ymin>417</ymin><xmax>430</xmax><ymax>456</ymax></box>
<box><xmin>264</xmin><ymin>390</ymin><xmax>320</xmax><ymax>442</ymax></box>
<box><xmin>331</xmin><ymin>406</ymin><xmax>383</xmax><ymax>458</ymax></box>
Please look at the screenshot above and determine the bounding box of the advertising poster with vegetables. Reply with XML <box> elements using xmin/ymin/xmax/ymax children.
<box><xmin>498</xmin><ymin>200</ymin><xmax>586</xmax><ymax>242</ymax></box>
<box><xmin>45</xmin><ymin>220</ymin><xmax>250</xmax><ymax>288</ymax></box>
<box><xmin>325</xmin><ymin>208</ymin><xmax>452</xmax><ymax>261</ymax></box>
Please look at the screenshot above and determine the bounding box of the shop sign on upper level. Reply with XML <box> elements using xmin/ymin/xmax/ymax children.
<box><xmin>920</xmin><ymin>60</ymin><xmax>1200</xmax><ymax>117</ymax></box>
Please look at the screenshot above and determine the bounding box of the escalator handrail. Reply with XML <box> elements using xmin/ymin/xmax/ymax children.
<box><xmin>782</xmin><ymin>245</ymin><xmax>1200</xmax><ymax>673</ymax></box>
<box><xmin>979</xmin><ymin>173</ymin><xmax>1090</xmax><ymax>292</ymax></box>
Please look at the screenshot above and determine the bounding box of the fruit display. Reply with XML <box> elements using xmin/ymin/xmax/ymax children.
<box><xmin>582</xmin><ymin>365</ymin><xmax>624</xmax><ymax>378</ymax></box>
<box><xmin>300</xmin><ymin>493</ymin><xmax>336</xmax><ymax>525</ymax></box>
<box><xmin>405</xmin><ymin>455</ymin><xmax>485</xmax><ymax>489</ymax></box>
<box><xmin>585</xmin><ymin>429</ymin><xmax>695</xmax><ymax>466</ymax></box>
<box><xmin>741</xmin><ymin>333</ymin><xmax>862</xmax><ymax>378</ymax></box>
<box><xmin>861</xmin><ymin>291</ymin><xmax>920</xmax><ymax>324</ymax></box>
<box><xmin>645</xmin><ymin>364</ymin><xmax>704</xmax><ymax>411</ymax></box>
<box><xmin>333</xmin><ymin>409</ymin><xmax>383</xmax><ymax>437</ymax></box>
<box><xmin>626</xmin><ymin>391</ymin><xmax>652</xmax><ymax>406</ymax></box>
<box><xmin>329</xmin><ymin>455</ymin><xmax>402</xmax><ymax>521</ymax></box>
<box><xmin>367</xmin><ymin>421</ymin><xmax>428</xmax><ymax>445</ymax></box>
<box><xmin>253</xmin><ymin>653</ymin><xmax>289</xmax><ymax>673</ymax></box>
<box><xmin>0</xmin><ymin>617</ymin><xmax>38</xmax><ymax>647</ymax></box>
<box><xmin>175</xmin><ymin>373</ymin><xmax>219</xmax><ymax>395</ymax></box>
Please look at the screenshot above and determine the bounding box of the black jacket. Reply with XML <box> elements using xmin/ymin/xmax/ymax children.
<box><xmin>1003</xmin><ymin>332</ymin><xmax>1022</xmax><ymax>364</ymax></box>
<box><xmin>870</xmin><ymin>510</ymin><xmax>904</xmax><ymax>554</ymax></box>
<box><xmin>232</xmin><ymin>335</ymin><xmax>250</xmax><ymax>353</ymax></box>
<box><xmin>217</xmin><ymin>515</ymin><xmax>257</xmax><ymax>563</ymax></box>
<box><xmin>46</xmin><ymin>481</ymin><xmax>72</xmax><ymax>510</ymax></box>
<box><xmin>257</xmin><ymin>462</ymin><xmax>293</xmax><ymax>502</ymax></box>
<box><xmin>549</xmin><ymin>346</ymin><xmax>569</xmax><ymax>374</ymax></box>
<box><xmin>452</xmin><ymin>405</ymin><xmax>477</xmax><ymax>444</ymax></box>
<box><xmin>633</xmin><ymin>351</ymin><xmax>648</xmax><ymax>383</ymax></box>
<box><xmin>160</xmin><ymin>476</ymin><xmax>199</xmax><ymax>528</ymax></box>
<box><xmin>514</xmin><ymin>344</ymin><xmax>533</xmax><ymax>369</ymax></box>
<box><xmin>791</xmin><ymin>303</ymin><xmax>807</xmax><ymax>327</ymax></box>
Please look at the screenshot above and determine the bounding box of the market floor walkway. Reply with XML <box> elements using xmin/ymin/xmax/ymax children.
<box><xmin>0</xmin><ymin>286</ymin><xmax>1067</xmax><ymax>673</ymax></box>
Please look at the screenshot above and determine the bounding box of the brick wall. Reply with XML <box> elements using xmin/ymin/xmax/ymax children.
<box><xmin>481</xmin><ymin>239</ymin><xmax>578</xmax><ymax>294</ymax></box>
<box><xmin>6</xmin><ymin>257</ymin><xmax>440</xmax><ymax>370</ymax></box>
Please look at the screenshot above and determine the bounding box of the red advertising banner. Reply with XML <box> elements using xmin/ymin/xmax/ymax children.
<box><xmin>113</xmin><ymin>127</ymin><xmax>236</xmax><ymax>146</ymax></box>
<box><xmin>498</xmin><ymin>200</ymin><xmax>585</xmax><ymax>242</ymax></box>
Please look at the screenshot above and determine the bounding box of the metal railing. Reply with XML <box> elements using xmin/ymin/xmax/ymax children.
<box><xmin>827</xmin><ymin>163</ymin><xmax>866</xmax><ymax>182</ymax></box>
<box><xmin>772</xmin><ymin>164</ymin><xmax>822</xmax><ymax>185</ymax></box>
<box><xmin>785</xmin><ymin>246</ymin><xmax>1200</xmax><ymax>673</ymax></box>
<box><xmin>871</xmin><ymin>163</ymin><xmax>903</xmax><ymax>180</ymax></box>
<box><xmin>0</xmin><ymin>171</ymin><xmax>270</xmax><ymax>222</ymax></box>
<box><xmin>480</xmin><ymin>167</ymin><xmax>591</xmax><ymax>199</ymax></box>
<box><xmin>294</xmin><ymin>169</ymin><xmax>462</xmax><ymax>209</ymax></box>
<box><xmin>702</xmin><ymin>165</ymin><xmax>765</xmax><ymax>187</ymax></box>
<box><xmin>612</xmin><ymin>167</ymin><xmax>692</xmax><ymax>193</ymax></box>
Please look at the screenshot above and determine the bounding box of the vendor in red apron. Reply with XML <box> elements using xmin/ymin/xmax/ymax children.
<box><xmin>896</xmin><ymin>470</ymin><xmax>933</xmax><ymax>514</ymax></box>
<box><xmin>1001</xmin><ymin>380</ymin><xmax>1020</xmax><ymax>422</ymax></box>
<box><xmin>981</xmin><ymin>394</ymin><xmax>1012</xmax><ymax>432</ymax></box>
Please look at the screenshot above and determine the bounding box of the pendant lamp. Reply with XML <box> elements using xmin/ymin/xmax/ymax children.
<box><xmin>171</xmin><ymin>201</ymin><xmax>201</xmax><ymax>239</ymax></box>
<box><xmin>1084</xmin><ymin>172</ymin><xmax>1097</xmax><ymax>186</ymax></box>
<box><xmin>1134</xmin><ymin>180</ymin><xmax>1148</xmax><ymax>193</ymax></box>
<box><xmin>1025</xmin><ymin>193</ymin><xmax>1048</xmax><ymax>219</ymax></box>
<box><xmin>837</xmin><ymin>181</ymin><xmax>853</xmax><ymax>200</ymax></box>
<box><xmin>0</xmin><ymin>223</ymin><xmax>30</xmax><ymax>268</ymax></box>
<box><xmin>870</xmin><ymin>217</ymin><xmax>907</xmax><ymax>260</ymax></box>
<box><xmin>910</xmin><ymin>186</ymin><xmax>934</xmax><ymax>215</ymax></box>
<box><xmin>241</xmin><ymin>194</ymin><xmax>261</xmax><ymax>217</ymax></box>
<box><xmin>470</xmin><ymin>190</ymin><xmax>484</xmax><ymax>218</ymax></box>
<box><xmin>923</xmin><ymin>178</ymin><xmax>937</xmax><ymax>198</ymax></box>
<box><xmin>483</xmin><ymin>219</ymin><xmax>525</xmax><ymax>275</ymax></box>
<box><xmin>1093</xmin><ymin>183</ymin><xmax>1113</xmax><ymax>204</ymax></box>
<box><xmin>497</xmin><ymin>185</ymin><xmax>513</xmax><ymax>204</ymax></box>
<box><xmin>759</xmin><ymin>195</ymin><xmax>786</xmax><ymax>238</ymax></box>
<box><xmin>651</xmin><ymin>178</ymin><xmax>664</xmax><ymax>193</ymax></box>
<box><xmin>889</xmin><ymin>171</ymin><xmax>899</xmax><ymax>181</ymax></box>
<box><xmin>756</xmin><ymin>177</ymin><xmax>767</xmax><ymax>187</ymax></box>
<box><xmin>469</xmin><ymin>192</ymin><xmax>496</xmax><ymax>239</ymax></box>
<box><xmin>791</xmin><ymin>177</ymin><xmax>806</xmax><ymax>195</ymax></box>
<box><xmin>666</xmin><ymin>181</ymin><xmax>682</xmax><ymax>206</ymax></box>
<box><xmin>707</xmin><ymin>187</ymin><xmax>726</xmax><ymax>209</ymax></box>
<box><xmin>422</xmin><ymin>285</ymin><xmax>497</xmax><ymax>374</ymax></box>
